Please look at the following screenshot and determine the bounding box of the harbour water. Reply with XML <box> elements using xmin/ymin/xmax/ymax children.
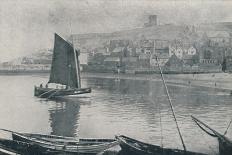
<box><xmin>0</xmin><ymin>74</ymin><xmax>231</xmax><ymax>155</ymax></box>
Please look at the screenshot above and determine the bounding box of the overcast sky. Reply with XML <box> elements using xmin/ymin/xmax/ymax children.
<box><xmin>0</xmin><ymin>0</ymin><xmax>232</xmax><ymax>61</ymax></box>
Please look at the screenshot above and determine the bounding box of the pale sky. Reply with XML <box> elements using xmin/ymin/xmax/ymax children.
<box><xmin>0</xmin><ymin>0</ymin><xmax>232</xmax><ymax>61</ymax></box>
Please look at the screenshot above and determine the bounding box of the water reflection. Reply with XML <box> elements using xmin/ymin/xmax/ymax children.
<box><xmin>48</xmin><ymin>98</ymin><xmax>80</xmax><ymax>137</ymax></box>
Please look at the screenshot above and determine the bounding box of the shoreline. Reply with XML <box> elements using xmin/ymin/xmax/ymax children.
<box><xmin>0</xmin><ymin>71</ymin><xmax>231</xmax><ymax>93</ymax></box>
<box><xmin>81</xmin><ymin>72</ymin><xmax>232</xmax><ymax>94</ymax></box>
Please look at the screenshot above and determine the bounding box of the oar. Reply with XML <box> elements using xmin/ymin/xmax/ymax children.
<box><xmin>47</xmin><ymin>90</ymin><xmax>61</xmax><ymax>99</ymax></box>
<box><xmin>38</xmin><ymin>88</ymin><xmax>57</xmax><ymax>98</ymax></box>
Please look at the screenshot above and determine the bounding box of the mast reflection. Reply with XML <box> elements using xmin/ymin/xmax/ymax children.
<box><xmin>48</xmin><ymin>98</ymin><xmax>80</xmax><ymax>137</ymax></box>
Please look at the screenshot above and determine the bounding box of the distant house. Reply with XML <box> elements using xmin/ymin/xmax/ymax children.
<box><xmin>169</xmin><ymin>46</ymin><xmax>176</xmax><ymax>57</ymax></box>
<box><xmin>139</xmin><ymin>40</ymin><xmax>154</xmax><ymax>56</ymax></box>
<box><xmin>182</xmin><ymin>54</ymin><xmax>199</xmax><ymax>66</ymax></box>
<box><xmin>187</xmin><ymin>46</ymin><xmax>197</xmax><ymax>55</ymax></box>
<box><xmin>136</xmin><ymin>47</ymin><xmax>143</xmax><ymax>55</ymax></box>
<box><xmin>199</xmin><ymin>59</ymin><xmax>218</xmax><ymax>65</ymax></box>
<box><xmin>175</xmin><ymin>47</ymin><xmax>184</xmax><ymax>59</ymax></box>
<box><xmin>204</xmin><ymin>31</ymin><xmax>231</xmax><ymax>47</ymax></box>
<box><xmin>169</xmin><ymin>44</ymin><xmax>197</xmax><ymax>60</ymax></box>
<box><xmin>165</xmin><ymin>54</ymin><xmax>183</xmax><ymax>72</ymax></box>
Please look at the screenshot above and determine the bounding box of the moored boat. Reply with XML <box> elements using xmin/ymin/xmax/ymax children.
<box><xmin>12</xmin><ymin>131</ymin><xmax>116</xmax><ymax>145</ymax></box>
<box><xmin>116</xmin><ymin>135</ymin><xmax>207</xmax><ymax>155</ymax></box>
<box><xmin>10</xmin><ymin>132</ymin><xmax>118</xmax><ymax>155</ymax></box>
<box><xmin>0</xmin><ymin>129</ymin><xmax>118</xmax><ymax>155</ymax></box>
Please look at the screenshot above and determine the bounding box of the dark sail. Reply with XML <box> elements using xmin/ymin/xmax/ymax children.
<box><xmin>48</xmin><ymin>33</ymin><xmax>80</xmax><ymax>88</ymax></box>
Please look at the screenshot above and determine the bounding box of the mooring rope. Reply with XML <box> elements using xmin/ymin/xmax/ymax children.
<box><xmin>155</xmin><ymin>56</ymin><xmax>186</xmax><ymax>152</ymax></box>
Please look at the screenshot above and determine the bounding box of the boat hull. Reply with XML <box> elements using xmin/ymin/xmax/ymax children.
<box><xmin>34</xmin><ymin>86</ymin><xmax>91</xmax><ymax>98</ymax></box>
<box><xmin>116</xmin><ymin>135</ymin><xmax>207</xmax><ymax>155</ymax></box>
<box><xmin>0</xmin><ymin>138</ymin><xmax>50</xmax><ymax>155</ymax></box>
<box><xmin>218</xmin><ymin>138</ymin><xmax>232</xmax><ymax>155</ymax></box>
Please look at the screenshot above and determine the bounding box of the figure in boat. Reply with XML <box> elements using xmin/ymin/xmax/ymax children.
<box><xmin>34</xmin><ymin>33</ymin><xmax>91</xmax><ymax>98</ymax></box>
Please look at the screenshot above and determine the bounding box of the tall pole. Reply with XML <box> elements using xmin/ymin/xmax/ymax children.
<box><xmin>155</xmin><ymin>56</ymin><xmax>186</xmax><ymax>152</ymax></box>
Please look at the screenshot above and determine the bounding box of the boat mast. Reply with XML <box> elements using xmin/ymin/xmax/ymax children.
<box><xmin>70</xmin><ymin>21</ymin><xmax>81</xmax><ymax>88</ymax></box>
<box><xmin>155</xmin><ymin>56</ymin><xmax>186</xmax><ymax>152</ymax></box>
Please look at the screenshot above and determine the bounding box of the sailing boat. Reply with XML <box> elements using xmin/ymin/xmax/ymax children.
<box><xmin>34</xmin><ymin>33</ymin><xmax>91</xmax><ymax>98</ymax></box>
<box><xmin>192</xmin><ymin>116</ymin><xmax>232</xmax><ymax>155</ymax></box>
<box><xmin>115</xmin><ymin>56</ymin><xmax>207</xmax><ymax>155</ymax></box>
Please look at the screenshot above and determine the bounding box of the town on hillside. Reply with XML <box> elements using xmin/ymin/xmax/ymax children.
<box><xmin>1</xmin><ymin>15</ymin><xmax>232</xmax><ymax>74</ymax></box>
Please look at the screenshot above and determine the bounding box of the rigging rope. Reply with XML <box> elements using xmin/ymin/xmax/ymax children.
<box><xmin>155</xmin><ymin>56</ymin><xmax>186</xmax><ymax>152</ymax></box>
<box><xmin>193</xmin><ymin>120</ymin><xmax>217</xmax><ymax>137</ymax></box>
<box><xmin>224</xmin><ymin>119</ymin><xmax>232</xmax><ymax>136</ymax></box>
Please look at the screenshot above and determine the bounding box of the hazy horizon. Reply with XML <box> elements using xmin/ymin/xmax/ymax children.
<box><xmin>1</xmin><ymin>0</ymin><xmax>232</xmax><ymax>61</ymax></box>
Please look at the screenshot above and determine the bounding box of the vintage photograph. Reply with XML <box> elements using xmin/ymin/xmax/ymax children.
<box><xmin>0</xmin><ymin>0</ymin><xmax>231</xmax><ymax>154</ymax></box>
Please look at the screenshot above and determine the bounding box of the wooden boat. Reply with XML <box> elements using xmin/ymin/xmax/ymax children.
<box><xmin>191</xmin><ymin>116</ymin><xmax>232</xmax><ymax>155</ymax></box>
<box><xmin>0</xmin><ymin>134</ymin><xmax>118</xmax><ymax>155</ymax></box>
<box><xmin>34</xmin><ymin>33</ymin><xmax>91</xmax><ymax>98</ymax></box>
<box><xmin>0</xmin><ymin>128</ymin><xmax>118</xmax><ymax>154</ymax></box>
<box><xmin>115</xmin><ymin>135</ymin><xmax>207</xmax><ymax>155</ymax></box>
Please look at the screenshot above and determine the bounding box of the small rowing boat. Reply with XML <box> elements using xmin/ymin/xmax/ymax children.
<box><xmin>0</xmin><ymin>129</ymin><xmax>118</xmax><ymax>155</ymax></box>
<box><xmin>116</xmin><ymin>135</ymin><xmax>207</xmax><ymax>155</ymax></box>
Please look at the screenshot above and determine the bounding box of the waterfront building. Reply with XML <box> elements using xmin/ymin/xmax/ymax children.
<box><xmin>186</xmin><ymin>46</ymin><xmax>197</xmax><ymax>55</ymax></box>
<box><xmin>204</xmin><ymin>31</ymin><xmax>231</xmax><ymax>47</ymax></box>
<box><xmin>165</xmin><ymin>54</ymin><xmax>183</xmax><ymax>72</ymax></box>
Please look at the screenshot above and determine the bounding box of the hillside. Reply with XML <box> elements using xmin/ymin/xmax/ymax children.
<box><xmin>1</xmin><ymin>49</ymin><xmax>52</xmax><ymax>66</ymax></box>
<box><xmin>72</xmin><ymin>22</ymin><xmax>232</xmax><ymax>49</ymax></box>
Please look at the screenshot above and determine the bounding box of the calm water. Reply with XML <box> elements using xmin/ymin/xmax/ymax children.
<box><xmin>0</xmin><ymin>74</ymin><xmax>232</xmax><ymax>155</ymax></box>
